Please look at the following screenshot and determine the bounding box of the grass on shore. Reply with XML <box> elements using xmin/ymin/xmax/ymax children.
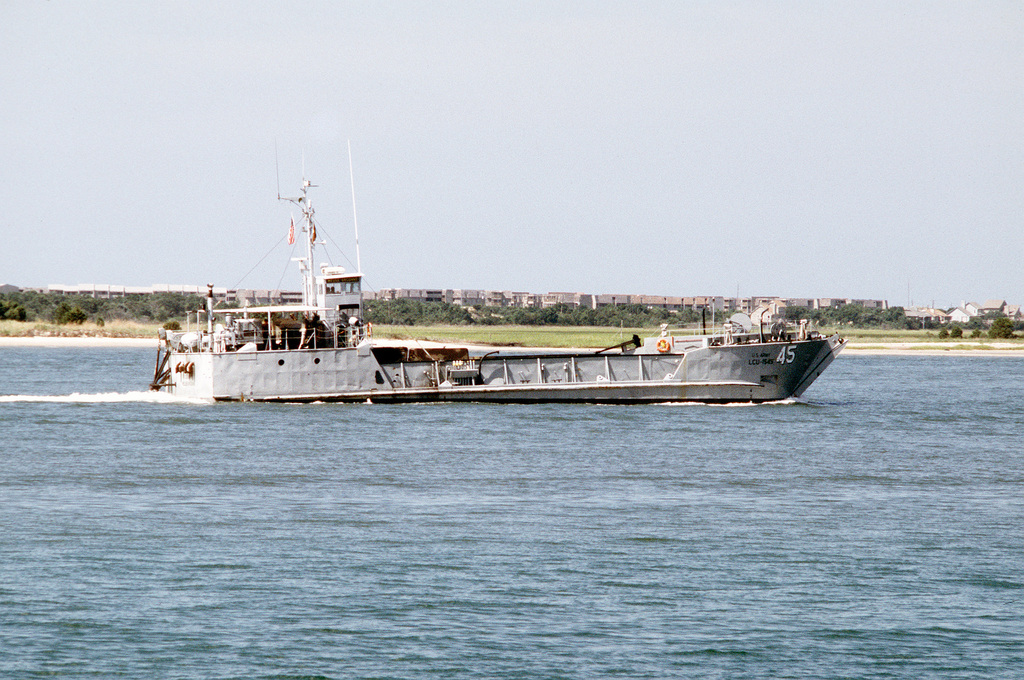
<box><xmin>374</xmin><ymin>324</ymin><xmax>649</xmax><ymax>348</ymax></box>
<box><xmin>377</xmin><ymin>324</ymin><xmax>1024</xmax><ymax>348</ymax></box>
<box><xmin>0</xmin><ymin>319</ymin><xmax>162</xmax><ymax>338</ymax></box>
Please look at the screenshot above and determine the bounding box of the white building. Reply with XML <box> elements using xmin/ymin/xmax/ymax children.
<box><xmin>948</xmin><ymin>307</ymin><xmax>973</xmax><ymax>325</ymax></box>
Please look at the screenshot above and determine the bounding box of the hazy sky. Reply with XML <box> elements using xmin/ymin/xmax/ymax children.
<box><xmin>1</xmin><ymin>1</ymin><xmax>1020</xmax><ymax>307</ymax></box>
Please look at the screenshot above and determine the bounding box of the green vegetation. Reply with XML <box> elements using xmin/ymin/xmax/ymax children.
<box><xmin>365</xmin><ymin>299</ymin><xmax>700</xmax><ymax>328</ymax></box>
<box><xmin>989</xmin><ymin>317</ymin><xmax>1015</xmax><ymax>339</ymax></box>
<box><xmin>52</xmin><ymin>302</ymin><xmax>88</xmax><ymax>325</ymax></box>
<box><xmin>367</xmin><ymin>300</ymin><xmax>918</xmax><ymax>330</ymax></box>
<box><xmin>2</xmin><ymin>291</ymin><xmax>1022</xmax><ymax>347</ymax></box>
<box><xmin>0</xmin><ymin>291</ymin><xmax>203</xmax><ymax>325</ymax></box>
<box><xmin>0</xmin><ymin>298</ymin><xmax>27</xmax><ymax>321</ymax></box>
<box><xmin>782</xmin><ymin>304</ymin><xmax>910</xmax><ymax>328</ymax></box>
<box><xmin>374</xmin><ymin>324</ymin><xmax>648</xmax><ymax>348</ymax></box>
<box><xmin>0</xmin><ymin>319</ymin><xmax>162</xmax><ymax>338</ymax></box>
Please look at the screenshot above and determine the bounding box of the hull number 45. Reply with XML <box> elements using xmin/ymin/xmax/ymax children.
<box><xmin>777</xmin><ymin>346</ymin><xmax>796</xmax><ymax>364</ymax></box>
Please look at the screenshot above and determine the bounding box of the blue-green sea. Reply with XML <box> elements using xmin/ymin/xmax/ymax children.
<box><xmin>2</xmin><ymin>346</ymin><xmax>1023</xmax><ymax>679</ymax></box>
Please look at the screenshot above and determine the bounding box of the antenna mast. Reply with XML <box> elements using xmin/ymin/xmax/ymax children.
<box><xmin>348</xmin><ymin>140</ymin><xmax>362</xmax><ymax>274</ymax></box>
<box><xmin>279</xmin><ymin>177</ymin><xmax>318</xmax><ymax>307</ymax></box>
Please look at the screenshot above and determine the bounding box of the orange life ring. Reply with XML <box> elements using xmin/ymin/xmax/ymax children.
<box><xmin>656</xmin><ymin>337</ymin><xmax>671</xmax><ymax>353</ymax></box>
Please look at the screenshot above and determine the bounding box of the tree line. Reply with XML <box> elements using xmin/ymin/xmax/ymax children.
<box><xmin>364</xmin><ymin>298</ymin><xmax>705</xmax><ymax>327</ymax></box>
<box><xmin>783</xmin><ymin>304</ymin><xmax>1021</xmax><ymax>336</ymax></box>
<box><xmin>3</xmin><ymin>290</ymin><xmax>1019</xmax><ymax>336</ymax></box>
<box><xmin>367</xmin><ymin>299</ymin><xmax>919</xmax><ymax>329</ymax></box>
<box><xmin>0</xmin><ymin>291</ymin><xmax>204</xmax><ymax>325</ymax></box>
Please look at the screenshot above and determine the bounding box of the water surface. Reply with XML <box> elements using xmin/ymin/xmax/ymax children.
<box><xmin>1</xmin><ymin>348</ymin><xmax>1022</xmax><ymax>678</ymax></box>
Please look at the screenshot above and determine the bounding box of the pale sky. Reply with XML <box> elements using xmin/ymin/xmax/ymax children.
<box><xmin>1</xmin><ymin>1</ymin><xmax>1021</xmax><ymax>308</ymax></box>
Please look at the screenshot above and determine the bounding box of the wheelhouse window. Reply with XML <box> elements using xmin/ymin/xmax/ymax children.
<box><xmin>325</xmin><ymin>279</ymin><xmax>360</xmax><ymax>294</ymax></box>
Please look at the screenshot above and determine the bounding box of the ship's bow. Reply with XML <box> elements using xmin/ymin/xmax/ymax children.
<box><xmin>791</xmin><ymin>334</ymin><xmax>846</xmax><ymax>398</ymax></box>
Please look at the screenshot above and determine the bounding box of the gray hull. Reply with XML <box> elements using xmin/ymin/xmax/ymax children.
<box><xmin>155</xmin><ymin>335</ymin><xmax>845</xmax><ymax>404</ymax></box>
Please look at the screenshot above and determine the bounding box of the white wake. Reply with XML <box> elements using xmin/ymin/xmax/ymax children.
<box><xmin>654</xmin><ymin>397</ymin><xmax>805</xmax><ymax>407</ymax></box>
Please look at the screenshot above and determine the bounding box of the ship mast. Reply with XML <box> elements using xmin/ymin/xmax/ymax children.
<box><xmin>279</xmin><ymin>179</ymin><xmax>318</xmax><ymax>307</ymax></box>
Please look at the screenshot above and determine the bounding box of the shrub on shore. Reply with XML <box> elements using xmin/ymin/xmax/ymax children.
<box><xmin>0</xmin><ymin>299</ymin><xmax>27</xmax><ymax>321</ymax></box>
<box><xmin>989</xmin><ymin>317</ymin><xmax>1015</xmax><ymax>339</ymax></box>
<box><xmin>52</xmin><ymin>302</ymin><xmax>88</xmax><ymax>325</ymax></box>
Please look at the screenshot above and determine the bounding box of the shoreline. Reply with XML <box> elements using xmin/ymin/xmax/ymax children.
<box><xmin>2</xmin><ymin>335</ymin><xmax>1023</xmax><ymax>356</ymax></box>
<box><xmin>842</xmin><ymin>348</ymin><xmax>1024</xmax><ymax>357</ymax></box>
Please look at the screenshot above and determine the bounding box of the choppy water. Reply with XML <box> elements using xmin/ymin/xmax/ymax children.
<box><xmin>1</xmin><ymin>346</ymin><xmax>1023</xmax><ymax>679</ymax></box>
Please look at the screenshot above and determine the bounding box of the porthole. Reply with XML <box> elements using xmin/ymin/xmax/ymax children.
<box><xmin>314</xmin><ymin>357</ymin><xmax>321</xmax><ymax>365</ymax></box>
<box><xmin>278</xmin><ymin>359</ymin><xmax>285</xmax><ymax>366</ymax></box>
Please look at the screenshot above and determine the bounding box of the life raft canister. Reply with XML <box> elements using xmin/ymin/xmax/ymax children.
<box><xmin>656</xmin><ymin>337</ymin><xmax>671</xmax><ymax>353</ymax></box>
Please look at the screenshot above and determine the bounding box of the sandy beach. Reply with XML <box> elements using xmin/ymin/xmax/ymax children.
<box><xmin>2</xmin><ymin>335</ymin><xmax>1022</xmax><ymax>356</ymax></box>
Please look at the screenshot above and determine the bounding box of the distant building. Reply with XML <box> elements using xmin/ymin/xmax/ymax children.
<box><xmin>964</xmin><ymin>301</ymin><xmax>983</xmax><ymax>316</ymax></box>
<box><xmin>948</xmin><ymin>307</ymin><xmax>973</xmax><ymax>325</ymax></box>
<box><xmin>635</xmin><ymin>295</ymin><xmax>682</xmax><ymax>310</ymax></box>
<box><xmin>593</xmin><ymin>294</ymin><xmax>635</xmax><ymax>308</ymax></box>
<box><xmin>681</xmin><ymin>296</ymin><xmax>725</xmax><ymax>311</ymax></box>
<box><xmin>506</xmin><ymin>292</ymin><xmax>539</xmax><ymax>308</ymax></box>
<box><xmin>981</xmin><ymin>299</ymin><xmax>1007</xmax><ymax>315</ymax></box>
<box><xmin>541</xmin><ymin>292</ymin><xmax>594</xmax><ymax>308</ymax></box>
<box><xmin>371</xmin><ymin>288</ymin><xmax>443</xmax><ymax>303</ymax></box>
<box><xmin>11</xmin><ymin>281</ymin><xmax>914</xmax><ymax>320</ymax></box>
<box><xmin>448</xmin><ymin>289</ymin><xmax>486</xmax><ymax>307</ymax></box>
<box><xmin>815</xmin><ymin>298</ymin><xmax>846</xmax><ymax>310</ymax></box>
<box><xmin>905</xmin><ymin>307</ymin><xmax>950</xmax><ymax>325</ymax></box>
<box><xmin>849</xmin><ymin>299</ymin><xmax>888</xmax><ymax>309</ymax></box>
<box><xmin>750</xmin><ymin>299</ymin><xmax>790</xmax><ymax>323</ymax></box>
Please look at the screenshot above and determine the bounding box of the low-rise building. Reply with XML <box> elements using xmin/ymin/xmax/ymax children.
<box><xmin>964</xmin><ymin>301</ymin><xmax>983</xmax><ymax>316</ymax></box>
<box><xmin>448</xmin><ymin>289</ymin><xmax>486</xmax><ymax>307</ymax></box>
<box><xmin>981</xmin><ymin>299</ymin><xmax>1007</xmax><ymax>315</ymax></box>
<box><xmin>948</xmin><ymin>307</ymin><xmax>974</xmax><ymax>325</ymax></box>
<box><xmin>5</xmin><ymin>282</ymin><xmax>910</xmax><ymax>320</ymax></box>
<box><xmin>905</xmin><ymin>307</ymin><xmax>951</xmax><ymax>325</ymax></box>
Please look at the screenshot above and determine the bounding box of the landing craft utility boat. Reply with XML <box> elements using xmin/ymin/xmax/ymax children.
<box><xmin>149</xmin><ymin>180</ymin><xmax>846</xmax><ymax>403</ymax></box>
